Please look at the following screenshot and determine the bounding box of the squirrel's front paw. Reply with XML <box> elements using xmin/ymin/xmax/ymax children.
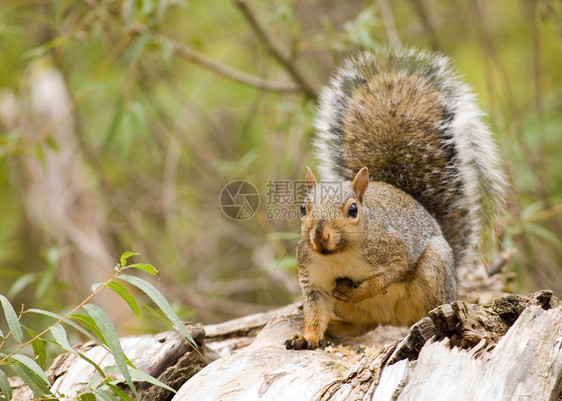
<box><xmin>332</xmin><ymin>278</ymin><xmax>363</xmax><ymax>302</ymax></box>
<box><xmin>284</xmin><ymin>334</ymin><xmax>323</xmax><ymax>350</ymax></box>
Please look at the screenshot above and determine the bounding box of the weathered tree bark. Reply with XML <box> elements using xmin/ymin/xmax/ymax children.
<box><xmin>173</xmin><ymin>291</ymin><xmax>562</xmax><ymax>401</ymax></box>
<box><xmin>11</xmin><ymin>291</ymin><xmax>562</xmax><ymax>401</ymax></box>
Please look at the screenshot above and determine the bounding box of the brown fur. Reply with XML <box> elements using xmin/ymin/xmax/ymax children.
<box><xmin>285</xmin><ymin>177</ymin><xmax>455</xmax><ymax>350</ymax></box>
<box><xmin>286</xmin><ymin>48</ymin><xmax>504</xmax><ymax>350</ymax></box>
<box><xmin>340</xmin><ymin>72</ymin><xmax>465</xmax><ymax>263</ymax></box>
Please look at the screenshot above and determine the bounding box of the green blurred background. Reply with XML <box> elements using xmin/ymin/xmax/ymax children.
<box><xmin>1</xmin><ymin>0</ymin><xmax>561</xmax><ymax>336</ymax></box>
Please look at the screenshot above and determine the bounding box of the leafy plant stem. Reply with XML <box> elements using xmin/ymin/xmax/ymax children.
<box><xmin>0</xmin><ymin>266</ymin><xmax>126</xmax><ymax>365</ymax></box>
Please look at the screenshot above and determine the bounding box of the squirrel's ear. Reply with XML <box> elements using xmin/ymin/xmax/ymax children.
<box><xmin>352</xmin><ymin>167</ymin><xmax>369</xmax><ymax>203</ymax></box>
<box><xmin>305</xmin><ymin>166</ymin><xmax>317</xmax><ymax>192</ymax></box>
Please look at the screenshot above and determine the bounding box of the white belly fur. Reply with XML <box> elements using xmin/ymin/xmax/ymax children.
<box><xmin>334</xmin><ymin>283</ymin><xmax>412</xmax><ymax>326</ymax></box>
<box><xmin>307</xmin><ymin>253</ymin><xmax>423</xmax><ymax>326</ymax></box>
<box><xmin>307</xmin><ymin>252</ymin><xmax>374</xmax><ymax>293</ymax></box>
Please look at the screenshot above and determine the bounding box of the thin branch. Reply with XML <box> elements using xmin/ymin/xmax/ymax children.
<box><xmin>472</xmin><ymin>0</ymin><xmax>550</xmax><ymax>201</ymax></box>
<box><xmin>504</xmin><ymin>203</ymin><xmax>562</xmax><ymax>226</ymax></box>
<box><xmin>488</xmin><ymin>248</ymin><xmax>517</xmax><ymax>276</ymax></box>
<box><xmin>471</xmin><ymin>0</ymin><xmax>517</xmax><ymax>116</ymax></box>
<box><xmin>158</xmin><ymin>35</ymin><xmax>305</xmax><ymax>94</ymax></box>
<box><xmin>407</xmin><ymin>0</ymin><xmax>441</xmax><ymax>51</ymax></box>
<box><xmin>233</xmin><ymin>0</ymin><xmax>318</xmax><ymax>100</ymax></box>
<box><xmin>377</xmin><ymin>0</ymin><xmax>401</xmax><ymax>47</ymax></box>
<box><xmin>531</xmin><ymin>0</ymin><xmax>550</xmax><ymax>203</ymax></box>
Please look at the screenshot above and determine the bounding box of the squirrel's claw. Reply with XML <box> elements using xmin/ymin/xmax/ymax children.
<box><xmin>332</xmin><ymin>278</ymin><xmax>361</xmax><ymax>302</ymax></box>
<box><xmin>284</xmin><ymin>334</ymin><xmax>323</xmax><ymax>350</ymax></box>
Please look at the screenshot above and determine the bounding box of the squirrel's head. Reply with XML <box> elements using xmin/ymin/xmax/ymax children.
<box><xmin>299</xmin><ymin>166</ymin><xmax>369</xmax><ymax>256</ymax></box>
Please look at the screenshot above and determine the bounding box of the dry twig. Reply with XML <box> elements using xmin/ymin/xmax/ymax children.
<box><xmin>233</xmin><ymin>0</ymin><xmax>318</xmax><ymax>99</ymax></box>
<box><xmin>160</xmin><ymin>36</ymin><xmax>304</xmax><ymax>94</ymax></box>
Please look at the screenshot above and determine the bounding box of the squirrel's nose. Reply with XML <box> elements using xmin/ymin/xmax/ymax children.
<box><xmin>321</xmin><ymin>231</ymin><xmax>332</xmax><ymax>247</ymax></box>
<box><xmin>310</xmin><ymin>222</ymin><xmax>337</xmax><ymax>253</ymax></box>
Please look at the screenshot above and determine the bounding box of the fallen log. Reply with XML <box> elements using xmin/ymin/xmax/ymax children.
<box><xmin>173</xmin><ymin>291</ymin><xmax>562</xmax><ymax>401</ymax></box>
<box><xmin>10</xmin><ymin>291</ymin><xmax>562</xmax><ymax>400</ymax></box>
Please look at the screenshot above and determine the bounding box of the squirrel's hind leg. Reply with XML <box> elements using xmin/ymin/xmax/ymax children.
<box><xmin>395</xmin><ymin>235</ymin><xmax>456</xmax><ymax>324</ymax></box>
<box><xmin>326</xmin><ymin>318</ymin><xmax>378</xmax><ymax>338</ymax></box>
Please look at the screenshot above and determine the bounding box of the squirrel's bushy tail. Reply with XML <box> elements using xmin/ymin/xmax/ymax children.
<box><xmin>314</xmin><ymin>47</ymin><xmax>506</xmax><ymax>267</ymax></box>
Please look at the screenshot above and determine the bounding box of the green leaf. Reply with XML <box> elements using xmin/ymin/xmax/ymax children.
<box><xmin>21</xmin><ymin>42</ymin><xmax>56</xmax><ymax>61</ymax></box>
<box><xmin>0</xmin><ymin>295</ymin><xmax>23</xmax><ymax>343</ymax></box>
<box><xmin>11</xmin><ymin>362</ymin><xmax>52</xmax><ymax>398</ymax></box>
<box><xmin>70</xmin><ymin>313</ymin><xmax>105</xmax><ymax>342</ymax></box>
<box><xmin>95</xmin><ymin>388</ymin><xmax>119</xmax><ymax>401</ymax></box>
<box><xmin>86</xmin><ymin>375</ymin><xmax>104</xmax><ymax>391</ymax></box>
<box><xmin>7</xmin><ymin>272</ymin><xmax>36</xmax><ymax>298</ymax></box>
<box><xmin>50</xmin><ymin>324</ymin><xmax>108</xmax><ymax>379</ymax></box>
<box><xmin>37</xmin><ymin>246</ymin><xmax>60</xmax><ymax>298</ymax></box>
<box><xmin>118</xmin><ymin>274</ymin><xmax>196</xmax><ymax>347</ymax></box>
<box><xmin>124</xmin><ymin>32</ymin><xmax>151</xmax><ymax>65</ymax></box>
<box><xmin>91</xmin><ymin>282</ymin><xmax>104</xmax><ymax>292</ymax></box>
<box><xmin>106</xmin><ymin>365</ymin><xmax>175</xmax><ymax>393</ymax></box>
<box><xmin>102</xmin><ymin>95</ymin><xmax>125</xmax><ymax>155</ymax></box>
<box><xmin>50</xmin><ymin>324</ymin><xmax>77</xmax><ymax>354</ymax></box>
<box><xmin>120</xmin><ymin>252</ymin><xmax>140</xmax><ymax>267</ymax></box>
<box><xmin>11</xmin><ymin>354</ymin><xmax>49</xmax><ymax>384</ymax></box>
<box><xmin>125</xmin><ymin>263</ymin><xmax>159</xmax><ymax>276</ymax></box>
<box><xmin>127</xmin><ymin>366</ymin><xmax>175</xmax><ymax>393</ymax></box>
<box><xmin>27</xmin><ymin>309</ymin><xmax>102</xmax><ymax>346</ymax></box>
<box><xmin>83</xmin><ymin>304</ymin><xmax>136</xmax><ymax>395</ymax></box>
<box><xmin>136</xmin><ymin>301</ymin><xmax>173</xmax><ymax>331</ymax></box>
<box><xmin>107</xmin><ymin>281</ymin><xmax>141</xmax><ymax>319</ymax></box>
<box><xmin>24</xmin><ymin>327</ymin><xmax>47</xmax><ymax>370</ymax></box>
<box><xmin>525</xmin><ymin>223</ymin><xmax>562</xmax><ymax>250</ymax></box>
<box><xmin>0</xmin><ymin>368</ymin><xmax>12</xmax><ymax>400</ymax></box>
<box><xmin>521</xmin><ymin>200</ymin><xmax>546</xmax><ymax>219</ymax></box>
<box><xmin>106</xmin><ymin>382</ymin><xmax>135</xmax><ymax>401</ymax></box>
<box><xmin>80</xmin><ymin>393</ymin><xmax>96</xmax><ymax>401</ymax></box>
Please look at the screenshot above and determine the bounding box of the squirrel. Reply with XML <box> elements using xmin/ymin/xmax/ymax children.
<box><xmin>285</xmin><ymin>47</ymin><xmax>506</xmax><ymax>350</ymax></box>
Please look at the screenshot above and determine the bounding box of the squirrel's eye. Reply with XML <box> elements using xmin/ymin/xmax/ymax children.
<box><xmin>347</xmin><ymin>203</ymin><xmax>358</xmax><ymax>218</ymax></box>
<box><xmin>300</xmin><ymin>203</ymin><xmax>307</xmax><ymax>217</ymax></box>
